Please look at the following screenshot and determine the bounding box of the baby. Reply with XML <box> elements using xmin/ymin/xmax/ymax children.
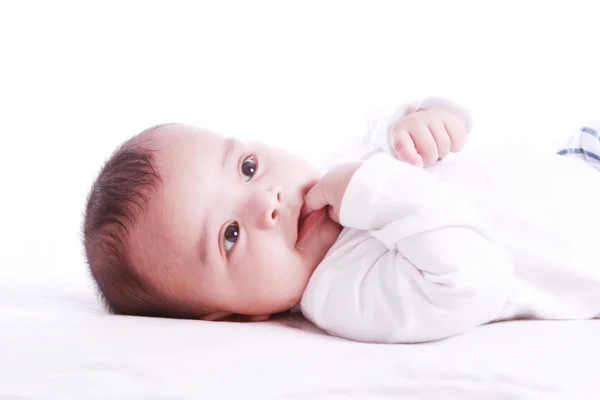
<box><xmin>83</xmin><ymin>97</ymin><xmax>600</xmax><ymax>343</ymax></box>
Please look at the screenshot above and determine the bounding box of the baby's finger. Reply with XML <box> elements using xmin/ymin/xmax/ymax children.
<box><xmin>428</xmin><ymin>121</ymin><xmax>451</xmax><ymax>160</ymax></box>
<box><xmin>302</xmin><ymin>181</ymin><xmax>328</xmax><ymax>217</ymax></box>
<box><xmin>410</xmin><ymin>124</ymin><xmax>439</xmax><ymax>166</ymax></box>
<box><xmin>389</xmin><ymin>128</ymin><xmax>423</xmax><ymax>167</ymax></box>
<box><xmin>444</xmin><ymin>114</ymin><xmax>467</xmax><ymax>153</ymax></box>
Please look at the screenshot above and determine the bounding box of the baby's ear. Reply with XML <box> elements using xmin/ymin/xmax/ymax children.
<box><xmin>248</xmin><ymin>314</ymin><xmax>271</xmax><ymax>322</ymax></box>
<box><xmin>201</xmin><ymin>311</ymin><xmax>232</xmax><ymax>321</ymax></box>
<box><xmin>201</xmin><ymin>311</ymin><xmax>271</xmax><ymax>323</ymax></box>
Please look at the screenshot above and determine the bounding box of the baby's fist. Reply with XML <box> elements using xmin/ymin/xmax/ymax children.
<box><xmin>302</xmin><ymin>161</ymin><xmax>363</xmax><ymax>224</ymax></box>
<box><xmin>389</xmin><ymin>108</ymin><xmax>466</xmax><ymax>167</ymax></box>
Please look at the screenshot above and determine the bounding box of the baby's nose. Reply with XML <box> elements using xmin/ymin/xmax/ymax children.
<box><xmin>251</xmin><ymin>186</ymin><xmax>283</xmax><ymax>229</ymax></box>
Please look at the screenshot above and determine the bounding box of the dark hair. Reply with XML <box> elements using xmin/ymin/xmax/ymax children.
<box><xmin>83</xmin><ymin>125</ymin><xmax>173</xmax><ymax>317</ymax></box>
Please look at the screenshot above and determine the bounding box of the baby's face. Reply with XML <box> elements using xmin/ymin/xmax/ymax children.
<box><xmin>132</xmin><ymin>124</ymin><xmax>342</xmax><ymax>320</ymax></box>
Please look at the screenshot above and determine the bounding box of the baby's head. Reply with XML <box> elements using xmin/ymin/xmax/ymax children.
<box><xmin>83</xmin><ymin>124</ymin><xmax>341</xmax><ymax>322</ymax></box>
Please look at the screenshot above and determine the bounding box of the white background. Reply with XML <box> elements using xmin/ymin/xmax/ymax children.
<box><xmin>1</xmin><ymin>0</ymin><xmax>599</xmax><ymax>300</ymax></box>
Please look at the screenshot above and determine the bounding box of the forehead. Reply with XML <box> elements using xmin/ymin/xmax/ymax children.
<box><xmin>154</xmin><ymin>124</ymin><xmax>227</xmax><ymax>216</ymax></box>
<box><xmin>149</xmin><ymin>123</ymin><xmax>228</xmax><ymax>224</ymax></box>
<box><xmin>153</xmin><ymin>124</ymin><xmax>226</xmax><ymax>169</ymax></box>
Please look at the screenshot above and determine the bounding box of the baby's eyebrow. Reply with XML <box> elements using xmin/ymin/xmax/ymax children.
<box><xmin>198</xmin><ymin>216</ymin><xmax>209</xmax><ymax>265</ymax></box>
<box><xmin>221</xmin><ymin>138</ymin><xmax>236</xmax><ymax>168</ymax></box>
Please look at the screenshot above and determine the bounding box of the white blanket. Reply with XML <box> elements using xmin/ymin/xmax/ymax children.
<box><xmin>1</xmin><ymin>302</ymin><xmax>599</xmax><ymax>399</ymax></box>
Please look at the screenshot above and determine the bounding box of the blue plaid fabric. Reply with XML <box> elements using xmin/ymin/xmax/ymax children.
<box><xmin>556</xmin><ymin>123</ymin><xmax>600</xmax><ymax>169</ymax></box>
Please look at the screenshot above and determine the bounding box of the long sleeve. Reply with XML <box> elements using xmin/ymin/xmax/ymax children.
<box><xmin>300</xmin><ymin>152</ymin><xmax>514</xmax><ymax>343</ymax></box>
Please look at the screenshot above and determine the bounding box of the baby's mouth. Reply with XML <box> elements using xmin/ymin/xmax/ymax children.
<box><xmin>296</xmin><ymin>208</ymin><xmax>326</xmax><ymax>248</ymax></box>
<box><xmin>296</xmin><ymin>210</ymin><xmax>305</xmax><ymax>241</ymax></box>
<box><xmin>296</xmin><ymin>202</ymin><xmax>311</xmax><ymax>239</ymax></box>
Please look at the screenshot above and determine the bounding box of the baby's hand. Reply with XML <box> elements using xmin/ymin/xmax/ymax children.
<box><xmin>302</xmin><ymin>161</ymin><xmax>363</xmax><ymax>223</ymax></box>
<box><xmin>389</xmin><ymin>108</ymin><xmax>466</xmax><ymax>167</ymax></box>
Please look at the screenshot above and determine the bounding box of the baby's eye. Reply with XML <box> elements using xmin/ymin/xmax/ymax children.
<box><xmin>241</xmin><ymin>156</ymin><xmax>257</xmax><ymax>182</ymax></box>
<box><xmin>223</xmin><ymin>222</ymin><xmax>239</xmax><ymax>252</ymax></box>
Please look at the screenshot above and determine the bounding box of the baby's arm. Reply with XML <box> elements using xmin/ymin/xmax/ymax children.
<box><xmin>301</xmin><ymin>153</ymin><xmax>514</xmax><ymax>343</ymax></box>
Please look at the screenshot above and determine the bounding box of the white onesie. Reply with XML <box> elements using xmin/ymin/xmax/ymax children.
<box><xmin>300</xmin><ymin>98</ymin><xmax>600</xmax><ymax>344</ymax></box>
